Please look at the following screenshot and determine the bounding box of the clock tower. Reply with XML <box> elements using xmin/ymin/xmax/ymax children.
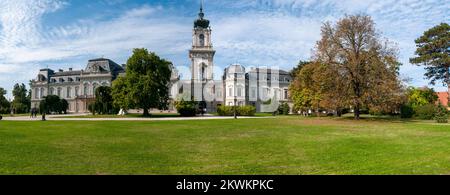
<box><xmin>189</xmin><ymin>1</ymin><xmax>215</xmax><ymax>82</ymax></box>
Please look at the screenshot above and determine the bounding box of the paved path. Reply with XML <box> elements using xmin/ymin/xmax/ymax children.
<box><xmin>1</xmin><ymin>114</ymin><xmax>270</xmax><ymax>121</ymax></box>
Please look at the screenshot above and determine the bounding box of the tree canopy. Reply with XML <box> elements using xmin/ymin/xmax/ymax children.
<box><xmin>293</xmin><ymin>14</ymin><xmax>404</xmax><ymax>119</ymax></box>
<box><xmin>410</xmin><ymin>23</ymin><xmax>449</xmax><ymax>103</ymax></box>
<box><xmin>12</xmin><ymin>83</ymin><xmax>30</xmax><ymax>114</ymax></box>
<box><xmin>0</xmin><ymin>88</ymin><xmax>10</xmax><ymax>114</ymax></box>
<box><xmin>111</xmin><ymin>48</ymin><xmax>172</xmax><ymax>116</ymax></box>
<box><xmin>39</xmin><ymin>95</ymin><xmax>68</xmax><ymax>114</ymax></box>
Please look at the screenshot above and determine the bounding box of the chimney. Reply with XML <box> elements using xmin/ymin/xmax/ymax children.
<box><xmin>69</xmin><ymin>68</ymin><xmax>73</xmax><ymax>71</ymax></box>
<box><xmin>59</xmin><ymin>69</ymin><xmax>63</xmax><ymax>72</ymax></box>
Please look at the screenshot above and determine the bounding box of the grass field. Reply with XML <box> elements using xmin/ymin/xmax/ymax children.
<box><xmin>0</xmin><ymin>116</ymin><xmax>449</xmax><ymax>175</ymax></box>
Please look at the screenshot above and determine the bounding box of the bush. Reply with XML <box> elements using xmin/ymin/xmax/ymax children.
<box><xmin>400</xmin><ymin>105</ymin><xmax>414</xmax><ymax>118</ymax></box>
<box><xmin>217</xmin><ymin>106</ymin><xmax>234</xmax><ymax>116</ymax></box>
<box><xmin>175</xmin><ymin>100</ymin><xmax>196</xmax><ymax>117</ymax></box>
<box><xmin>278</xmin><ymin>103</ymin><xmax>290</xmax><ymax>115</ymax></box>
<box><xmin>238</xmin><ymin>106</ymin><xmax>256</xmax><ymax>116</ymax></box>
<box><xmin>217</xmin><ymin>105</ymin><xmax>256</xmax><ymax>116</ymax></box>
<box><xmin>415</xmin><ymin>104</ymin><xmax>436</xmax><ymax>120</ymax></box>
<box><xmin>435</xmin><ymin>103</ymin><xmax>448</xmax><ymax>123</ymax></box>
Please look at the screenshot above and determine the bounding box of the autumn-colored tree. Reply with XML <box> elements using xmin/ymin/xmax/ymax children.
<box><xmin>410</xmin><ymin>23</ymin><xmax>449</xmax><ymax>104</ymax></box>
<box><xmin>289</xmin><ymin>62</ymin><xmax>322</xmax><ymax>115</ymax></box>
<box><xmin>315</xmin><ymin>14</ymin><xmax>403</xmax><ymax>119</ymax></box>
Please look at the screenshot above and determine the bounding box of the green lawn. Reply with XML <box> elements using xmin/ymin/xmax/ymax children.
<box><xmin>0</xmin><ymin>117</ymin><xmax>449</xmax><ymax>175</ymax></box>
<box><xmin>53</xmin><ymin>113</ymin><xmax>181</xmax><ymax>118</ymax></box>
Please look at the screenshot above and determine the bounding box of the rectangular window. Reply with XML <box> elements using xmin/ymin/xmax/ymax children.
<box><xmin>284</xmin><ymin>89</ymin><xmax>288</xmax><ymax>100</ymax></box>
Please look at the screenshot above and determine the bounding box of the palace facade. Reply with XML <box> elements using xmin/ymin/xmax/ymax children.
<box><xmin>30</xmin><ymin>58</ymin><xmax>125</xmax><ymax>113</ymax></box>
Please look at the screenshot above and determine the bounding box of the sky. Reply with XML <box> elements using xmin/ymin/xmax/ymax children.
<box><xmin>0</xmin><ymin>0</ymin><xmax>449</xmax><ymax>99</ymax></box>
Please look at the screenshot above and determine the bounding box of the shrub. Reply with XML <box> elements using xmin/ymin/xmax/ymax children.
<box><xmin>238</xmin><ymin>106</ymin><xmax>256</xmax><ymax>116</ymax></box>
<box><xmin>88</xmin><ymin>102</ymin><xmax>97</xmax><ymax>115</ymax></box>
<box><xmin>400</xmin><ymin>105</ymin><xmax>414</xmax><ymax>118</ymax></box>
<box><xmin>278</xmin><ymin>103</ymin><xmax>290</xmax><ymax>115</ymax></box>
<box><xmin>175</xmin><ymin>100</ymin><xmax>196</xmax><ymax>117</ymax></box>
<box><xmin>217</xmin><ymin>106</ymin><xmax>234</xmax><ymax>116</ymax></box>
<box><xmin>415</xmin><ymin>104</ymin><xmax>436</xmax><ymax>120</ymax></box>
<box><xmin>435</xmin><ymin>103</ymin><xmax>448</xmax><ymax>123</ymax></box>
<box><xmin>217</xmin><ymin>105</ymin><xmax>256</xmax><ymax>116</ymax></box>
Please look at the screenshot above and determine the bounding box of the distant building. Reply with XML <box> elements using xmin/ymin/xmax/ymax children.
<box><xmin>30</xmin><ymin>58</ymin><xmax>125</xmax><ymax>113</ymax></box>
<box><xmin>436</xmin><ymin>91</ymin><xmax>449</xmax><ymax>108</ymax></box>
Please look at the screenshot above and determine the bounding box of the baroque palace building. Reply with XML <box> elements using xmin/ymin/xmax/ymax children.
<box><xmin>30</xmin><ymin>58</ymin><xmax>125</xmax><ymax>113</ymax></box>
<box><xmin>31</xmin><ymin>3</ymin><xmax>292</xmax><ymax>113</ymax></box>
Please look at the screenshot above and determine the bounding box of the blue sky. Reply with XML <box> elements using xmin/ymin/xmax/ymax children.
<box><xmin>0</xmin><ymin>0</ymin><xmax>449</xmax><ymax>98</ymax></box>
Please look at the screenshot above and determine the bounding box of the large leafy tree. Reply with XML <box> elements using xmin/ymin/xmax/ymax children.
<box><xmin>289</xmin><ymin>62</ymin><xmax>324</xmax><ymax>115</ymax></box>
<box><xmin>315</xmin><ymin>14</ymin><xmax>403</xmax><ymax>119</ymax></box>
<box><xmin>12</xmin><ymin>83</ymin><xmax>30</xmax><ymax>114</ymax></box>
<box><xmin>290</xmin><ymin>60</ymin><xmax>311</xmax><ymax>78</ymax></box>
<box><xmin>112</xmin><ymin>48</ymin><xmax>172</xmax><ymax>116</ymax></box>
<box><xmin>0</xmin><ymin>88</ymin><xmax>10</xmax><ymax>114</ymax></box>
<box><xmin>410</xmin><ymin>23</ymin><xmax>450</xmax><ymax>104</ymax></box>
<box><xmin>111</xmin><ymin>76</ymin><xmax>133</xmax><ymax>111</ymax></box>
<box><xmin>39</xmin><ymin>95</ymin><xmax>66</xmax><ymax>114</ymax></box>
<box><xmin>93</xmin><ymin>86</ymin><xmax>114</xmax><ymax>115</ymax></box>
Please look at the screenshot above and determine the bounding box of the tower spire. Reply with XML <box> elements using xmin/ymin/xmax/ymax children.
<box><xmin>199</xmin><ymin>0</ymin><xmax>204</xmax><ymax>19</ymax></box>
<box><xmin>200</xmin><ymin>0</ymin><xmax>203</xmax><ymax>12</ymax></box>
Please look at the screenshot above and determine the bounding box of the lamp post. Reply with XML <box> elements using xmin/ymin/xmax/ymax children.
<box><xmin>234</xmin><ymin>72</ymin><xmax>237</xmax><ymax>119</ymax></box>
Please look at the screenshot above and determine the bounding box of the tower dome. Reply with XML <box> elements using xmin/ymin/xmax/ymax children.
<box><xmin>194</xmin><ymin>1</ymin><xmax>209</xmax><ymax>28</ymax></box>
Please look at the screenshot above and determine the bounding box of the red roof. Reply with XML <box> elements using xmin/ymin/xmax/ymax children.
<box><xmin>436</xmin><ymin>92</ymin><xmax>449</xmax><ymax>107</ymax></box>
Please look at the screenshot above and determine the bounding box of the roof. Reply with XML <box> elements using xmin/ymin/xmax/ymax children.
<box><xmin>247</xmin><ymin>68</ymin><xmax>290</xmax><ymax>75</ymax></box>
<box><xmin>52</xmin><ymin>70</ymin><xmax>82</xmax><ymax>77</ymax></box>
<box><xmin>436</xmin><ymin>92</ymin><xmax>449</xmax><ymax>107</ymax></box>
<box><xmin>225</xmin><ymin>64</ymin><xmax>245</xmax><ymax>74</ymax></box>
<box><xmin>85</xmin><ymin>58</ymin><xmax>124</xmax><ymax>73</ymax></box>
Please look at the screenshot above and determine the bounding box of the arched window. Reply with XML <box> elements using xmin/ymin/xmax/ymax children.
<box><xmin>84</xmin><ymin>83</ymin><xmax>89</xmax><ymax>95</ymax></box>
<box><xmin>40</xmin><ymin>88</ymin><xmax>44</xmax><ymax>99</ymax></box>
<box><xmin>75</xmin><ymin>87</ymin><xmax>79</xmax><ymax>96</ymax></box>
<box><xmin>93</xmin><ymin>83</ymin><xmax>98</xmax><ymax>96</ymax></box>
<box><xmin>34</xmin><ymin>88</ymin><xmax>39</xmax><ymax>99</ymax></box>
<box><xmin>237</xmin><ymin>87</ymin><xmax>243</xmax><ymax>97</ymax></box>
<box><xmin>50</xmin><ymin>88</ymin><xmax>55</xmax><ymax>95</ymax></box>
<box><xmin>67</xmin><ymin>87</ymin><xmax>71</xmax><ymax>98</ymax></box>
<box><xmin>201</xmin><ymin>65</ymin><xmax>205</xmax><ymax>80</ymax></box>
<box><xmin>57</xmin><ymin>87</ymin><xmax>62</xmax><ymax>97</ymax></box>
<box><xmin>199</xmin><ymin>34</ymin><xmax>205</xmax><ymax>46</ymax></box>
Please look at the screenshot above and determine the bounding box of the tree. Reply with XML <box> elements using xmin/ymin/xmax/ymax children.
<box><xmin>112</xmin><ymin>48</ymin><xmax>172</xmax><ymax>116</ymax></box>
<box><xmin>60</xmin><ymin>99</ymin><xmax>69</xmax><ymax>114</ymax></box>
<box><xmin>315</xmin><ymin>14</ymin><xmax>403</xmax><ymax>120</ymax></box>
<box><xmin>12</xmin><ymin>83</ymin><xmax>30</xmax><ymax>114</ymax></box>
<box><xmin>40</xmin><ymin>95</ymin><xmax>63</xmax><ymax>114</ymax></box>
<box><xmin>94</xmin><ymin>86</ymin><xmax>114</xmax><ymax>115</ymax></box>
<box><xmin>406</xmin><ymin>87</ymin><xmax>438</xmax><ymax>110</ymax></box>
<box><xmin>289</xmin><ymin>62</ymin><xmax>324</xmax><ymax>116</ymax></box>
<box><xmin>290</xmin><ymin>60</ymin><xmax>311</xmax><ymax>78</ymax></box>
<box><xmin>410</xmin><ymin>23</ymin><xmax>450</xmax><ymax>104</ymax></box>
<box><xmin>0</xmin><ymin>88</ymin><xmax>10</xmax><ymax>114</ymax></box>
<box><xmin>111</xmin><ymin>76</ymin><xmax>133</xmax><ymax>112</ymax></box>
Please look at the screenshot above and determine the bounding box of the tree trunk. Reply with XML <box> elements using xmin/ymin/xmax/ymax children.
<box><xmin>354</xmin><ymin>102</ymin><xmax>360</xmax><ymax>120</ymax></box>
<box><xmin>143</xmin><ymin>108</ymin><xmax>150</xmax><ymax>117</ymax></box>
